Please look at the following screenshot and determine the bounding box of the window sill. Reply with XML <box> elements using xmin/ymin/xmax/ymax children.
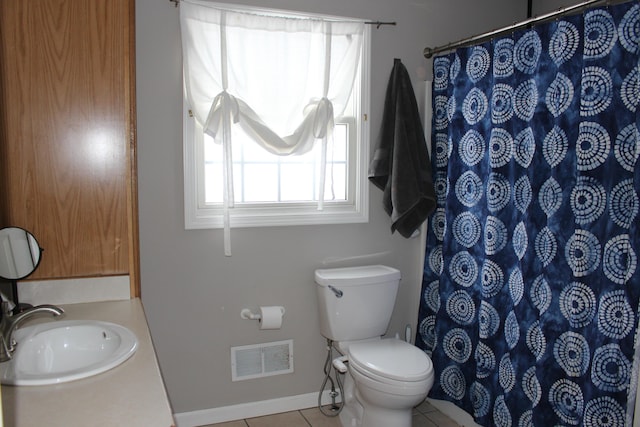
<box><xmin>185</xmin><ymin>203</ymin><xmax>368</xmax><ymax>229</ymax></box>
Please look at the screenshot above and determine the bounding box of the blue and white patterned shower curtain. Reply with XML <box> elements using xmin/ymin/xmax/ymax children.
<box><xmin>416</xmin><ymin>2</ymin><xmax>640</xmax><ymax>426</ymax></box>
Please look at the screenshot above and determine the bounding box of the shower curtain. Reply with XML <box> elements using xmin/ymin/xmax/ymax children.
<box><xmin>416</xmin><ymin>2</ymin><xmax>640</xmax><ymax>426</ymax></box>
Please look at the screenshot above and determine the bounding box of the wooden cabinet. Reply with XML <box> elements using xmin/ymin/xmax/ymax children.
<box><xmin>0</xmin><ymin>0</ymin><xmax>139</xmax><ymax>296</ymax></box>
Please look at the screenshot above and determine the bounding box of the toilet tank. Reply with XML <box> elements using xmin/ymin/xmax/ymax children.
<box><xmin>314</xmin><ymin>265</ymin><xmax>401</xmax><ymax>342</ymax></box>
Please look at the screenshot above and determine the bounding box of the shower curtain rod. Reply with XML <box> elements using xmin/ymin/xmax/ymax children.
<box><xmin>423</xmin><ymin>0</ymin><xmax>631</xmax><ymax>58</ymax></box>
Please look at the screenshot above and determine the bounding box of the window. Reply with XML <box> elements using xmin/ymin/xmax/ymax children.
<box><xmin>181</xmin><ymin>2</ymin><xmax>370</xmax><ymax>232</ymax></box>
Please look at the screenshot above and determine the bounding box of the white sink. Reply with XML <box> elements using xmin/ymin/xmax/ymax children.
<box><xmin>0</xmin><ymin>320</ymin><xmax>138</xmax><ymax>386</ymax></box>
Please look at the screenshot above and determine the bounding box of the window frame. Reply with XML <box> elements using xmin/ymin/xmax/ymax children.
<box><xmin>183</xmin><ymin>13</ymin><xmax>370</xmax><ymax>230</ymax></box>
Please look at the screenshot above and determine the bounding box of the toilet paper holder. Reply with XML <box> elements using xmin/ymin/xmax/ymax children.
<box><xmin>240</xmin><ymin>306</ymin><xmax>286</xmax><ymax>320</ymax></box>
<box><xmin>240</xmin><ymin>308</ymin><xmax>262</xmax><ymax>320</ymax></box>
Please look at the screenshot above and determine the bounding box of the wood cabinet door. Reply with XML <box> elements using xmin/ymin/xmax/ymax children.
<box><xmin>0</xmin><ymin>0</ymin><xmax>137</xmax><ymax>289</ymax></box>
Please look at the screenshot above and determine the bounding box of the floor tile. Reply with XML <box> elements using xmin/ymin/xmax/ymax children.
<box><xmin>424</xmin><ymin>410</ymin><xmax>462</xmax><ymax>427</ymax></box>
<box><xmin>415</xmin><ymin>400</ymin><xmax>439</xmax><ymax>414</ymax></box>
<box><xmin>199</xmin><ymin>421</ymin><xmax>247</xmax><ymax>427</ymax></box>
<box><xmin>412</xmin><ymin>412</ymin><xmax>438</xmax><ymax>427</ymax></box>
<box><xmin>300</xmin><ymin>406</ymin><xmax>342</xmax><ymax>426</ymax></box>
<box><xmin>246</xmin><ymin>410</ymin><xmax>311</xmax><ymax>427</ymax></box>
<box><xmin>201</xmin><ymin>401</ymin><xmax>460</xmax><ymax>427</ymax></box>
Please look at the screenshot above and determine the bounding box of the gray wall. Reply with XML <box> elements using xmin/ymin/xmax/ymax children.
<box><xmin>136</xmin><ymin>0</ymin><xmax>525</xmax><ymax>414</ymax></box>
<box><xmin>532</xmin><ymin>0</ymin><xmax>580</xmax><ymax>15</ymax></box>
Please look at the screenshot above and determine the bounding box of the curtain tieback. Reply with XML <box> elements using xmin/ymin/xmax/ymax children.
<box><xmin>204</xmin><ymin>90</ymin><xmax>241</xmax><ymax>139</ymax></box>
<box><xmin>306</xmin><ymin>97</ymin><xmax>335</xmax><ymax>139</ymax></box>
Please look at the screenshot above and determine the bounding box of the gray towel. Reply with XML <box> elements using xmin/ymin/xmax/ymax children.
<box><xmin>369</xmin><ymin>58</ymin><xmax>436</xmax><ymax>238</ymax></box>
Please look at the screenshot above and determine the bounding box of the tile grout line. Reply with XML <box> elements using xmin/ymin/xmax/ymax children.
<box><xmin>299</xmin><ymin>410</ymin><xmax>313</xmax><ymax>426</ymax></box>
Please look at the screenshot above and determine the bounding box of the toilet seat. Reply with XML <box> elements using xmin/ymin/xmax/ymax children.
<box><xmin>347</xmin><ymin>338</ymin><xmax>433</xmax><ymax>384</ymax></box>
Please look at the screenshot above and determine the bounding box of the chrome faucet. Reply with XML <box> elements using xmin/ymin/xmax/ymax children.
<box><xmin>0</xmin><ymin>302</ymin><xmax>64</xmax><ymax>362</ymax></box>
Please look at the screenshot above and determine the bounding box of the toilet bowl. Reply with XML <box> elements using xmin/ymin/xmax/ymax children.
<box><xmin>339</xmin><ymin>338</ymin><xmax>434</xmax><ymax>427</ymax></box>
<box><xmin>314</xmin><ymin>265</ymin><xmax>435</xmax><ymax>427</ymax></box>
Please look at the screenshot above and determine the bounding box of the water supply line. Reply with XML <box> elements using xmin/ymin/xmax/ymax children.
<box><xmin>317</xmin><ymin>339</ymin><xmax>344</xmax><ymax>417</ymax></box>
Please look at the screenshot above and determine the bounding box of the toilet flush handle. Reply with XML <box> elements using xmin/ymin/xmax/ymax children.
<box><xmin>328</xmin><ymin>285</ymin><xmax>343</xmax><ymax>298</ymax></box>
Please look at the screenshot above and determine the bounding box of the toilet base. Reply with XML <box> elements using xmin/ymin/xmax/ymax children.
<box><xmin>339</xmin><ymin>371</ymin><xmax>363</xmax><ymax>427</ymax></box>
<box><xmin>362</xmin><ymin>406</ymin><xmax>412</xmax><ymax>427</ymax></box>
<box><xmin>338</xmin><ymin>404</ymin><xmax>361</xmax><ymax>427</ymax></box>
<box><xmin>338</xmin><ymin>368</ymin><xmax>422</xmax><ymax>427</ymax></box>
<box><xmin>338</xmin><ymin>394</ymin><xmax>413</xmax><ymax>427</ymax></box>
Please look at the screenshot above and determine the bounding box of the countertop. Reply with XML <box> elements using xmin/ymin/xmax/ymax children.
<box><xmin>1</xmin><ymin>299</ymin><xmax>175</xmax><ymax>427</ymax></box>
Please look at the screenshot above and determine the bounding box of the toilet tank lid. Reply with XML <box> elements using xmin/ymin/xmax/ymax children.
<box><xmin>314</xmin><ymin>265</ymin><xmax>401</xmax><ymax>287</ymax></box>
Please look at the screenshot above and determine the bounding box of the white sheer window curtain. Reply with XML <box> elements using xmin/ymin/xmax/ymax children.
<box><xmin>180</xmin><ymin>0</ymin><xmax>365</xmax><ymax>255</ymax></box>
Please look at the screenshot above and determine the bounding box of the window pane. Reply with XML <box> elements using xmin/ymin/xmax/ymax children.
<box><xmin>204</xmin><ymin>163</ymin><xmax>223</xmax><ymax>203</ymax></box>
<box><xmin>325</xmin><ymin>164</ymin><xmax>346</xmax><ymax>201</ymax></box>
<box><xmin>243</xmin><ymin>164</ymin><xmax>279</xmax><ymax>202</ymax></box>
<box><xmin>331</xmin><ymin>124</ymin><xmax>348</xmax><ymax>162</ymax></box>
<box><xmin>281</xmin><ymin>164</ymin><xmax>315</xmax><ymax>201</ymax></box>
<box><xmin>204</xmin><ymin>135</ymin><xmax>221</xmax><ymax>162</ymax></box>
<box><xmin>204</xmin><ymin>122</ymin><xmax>350</xmax><ymax>204</ymax></box>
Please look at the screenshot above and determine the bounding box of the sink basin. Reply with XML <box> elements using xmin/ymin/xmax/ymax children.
<box><xmin>0</xmin><ymin>320</ymin><xmax>138</xmax><ymax>386</ymax></box>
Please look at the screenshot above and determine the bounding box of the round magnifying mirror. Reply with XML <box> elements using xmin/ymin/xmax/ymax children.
<box><xmin>0</xmin><ymin>227</ymin><xmax>43</xmax><ymax>280</ymax></box>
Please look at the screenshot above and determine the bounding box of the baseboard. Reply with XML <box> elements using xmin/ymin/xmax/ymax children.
<box><xmin>173</xmin><ymin>391</ymin><xmax>339</xmax><ymax>427</ymax></box>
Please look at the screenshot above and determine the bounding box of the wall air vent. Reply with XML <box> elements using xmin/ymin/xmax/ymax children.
<box><xmin>231</xmin><ymin>339</ymin><xmax>294</xmax><ymax>381</ymax></box>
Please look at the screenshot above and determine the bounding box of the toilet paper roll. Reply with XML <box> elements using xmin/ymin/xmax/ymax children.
<box><xmin>259</xmin><ymin>306</ymin><xmax>285</xmax><ymax>330</ymax></box>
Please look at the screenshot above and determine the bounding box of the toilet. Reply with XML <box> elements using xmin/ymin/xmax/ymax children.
<box><xmin>314</xmin><ymin>265</ymin><xmax>434</xmax><ymax>427</ymax></box>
